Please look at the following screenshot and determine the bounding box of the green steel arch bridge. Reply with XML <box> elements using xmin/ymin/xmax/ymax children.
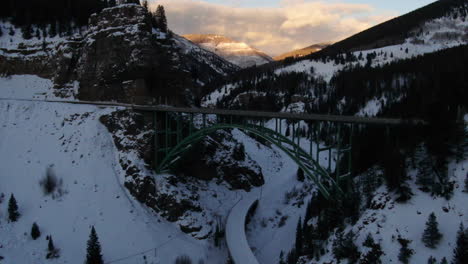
<box><xmin>135</xmin><ymin>105</ymin><xmax>426</xmax><ymax>200</ymax></box>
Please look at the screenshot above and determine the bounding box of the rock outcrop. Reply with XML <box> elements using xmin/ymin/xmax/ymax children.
<box><xmin>0</xmin><ymin>4</ymin><xmax>236</xmax><ymax>104</ymax></box>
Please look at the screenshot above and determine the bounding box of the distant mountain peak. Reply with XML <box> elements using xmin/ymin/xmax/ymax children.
<box><xmin>183</xmin><ymin>34</ymin><xmax>273</xmax><ymax>68</ymax></box>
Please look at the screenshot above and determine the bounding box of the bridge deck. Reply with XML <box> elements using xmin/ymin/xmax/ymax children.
<box><xmin>134</xmin><ymin>105</ymin><xmax>426</xmax><ymax>126</ymax></box>
<box><xmin>0</xmin><ymin>97</ymin><xmax>425</xmax><ymax>125</ymax></box>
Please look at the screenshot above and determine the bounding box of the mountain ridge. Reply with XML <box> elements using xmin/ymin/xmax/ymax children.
<box><xmin>273</xmin><ymin>43</ymin><xmax>332</xmax><ymax>61</ymax></box>
<box><xmin>183</xmin><ymin>34</ymin><xmax>273</xmax><ymax>68</ymax></box>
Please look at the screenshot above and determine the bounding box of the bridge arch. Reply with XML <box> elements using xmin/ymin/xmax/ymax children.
<box><xmin>156</xmin><ymin>123</ymin><xmax>343</xmax><ymax>199</ymax></box>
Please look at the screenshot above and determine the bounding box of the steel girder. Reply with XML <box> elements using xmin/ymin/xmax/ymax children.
<box><xmin>155</xmin><ymin>123</ymin><xmax>344</xmax><ymax>199</ymax></box>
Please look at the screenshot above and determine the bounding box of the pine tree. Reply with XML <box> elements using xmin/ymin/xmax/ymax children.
<box><xmin>297</xmin><ymin>167</ymin><xmax>305</xmax><ymax>182</ymax></box>
<box><xmin>452</xmin><ymin>223</ymin><xmax>468</xmax><ymax>264</ymax></box>
<box><xmin>278</xmin><ymin>251</ymin><xmax>286</xmax><ymax>264</ymax></box>
<box><xmin>86</xmin><ymin>226</ymin><xmax>104</xmax><ymax>264</ymax></box>
<box><xmin>8</xmin><ymin>194</ymin><xmax>20</xmax><ymax>222</ymax></box>
<box><xmin>48</xmin><ymin>236</ymin><xmax>55</xmax><ymax>251</ymax></box>
<box><xmin>142</xmin><ymin>0</ymin><xmax>149</xmax><ymax>11</ymax></box>
<box><xmin>361</xmin><ymin>233</ymin><xmax>383</xmax><ymax>264</ymax></box>
<box><xmin>422</xmin><ymin>212</ymin><xmax>443</xmax><ymax>248</ymax></box>
<box><xmin>416</xmin><ymin>148</ymin><xmax>435</xmax><ymax>192</ymax></box>
<box><xmin>49</xmin><ymin>22</ymin><xmax>57</xmax><ymax>38</ymax></box>
<box><xmin>295</xmin><ymin>217</ymin><xmax>303</xmax><ymax>256</ymax></box>
<box><xmin>332</xmin><ymin>230</ymin><xmax>360</xmax><ymax>263</ymax></box>
<box><xmin>427</xmin><ymin>256</ymin><xmax>437</xmax><ymax>264</ymax></box>
<box><xmin>286</xmin><ymin>249</ymin><xmax>296</xmax><ymax>264</ymax></box>
<box><xmin>154</xmin><ymin>5</ymin><xmax>168</xmax><ymax>33</ymax></box>
<box><xmin>46</xmin><ymin>235</ymin><xmax>59</xmax><ymax>259</ymax></box>
<box><xmin>440</xmin><ymin>257</ymin><xmax>448</xmax><ymax>264</ymax></box>
<box><xmin>397</xmin><ymin>237</ymin><xmax>414</xmax><ymax>264</ymax></box>
<box><xmin>109</xmin><ymin>0</ymin><xmax>116</xmax><ymax>7</ymax></box>
<box><xmin>31</xmin><ymin>222</ymin><xmax>41</xmax><ymax>240</ymax></box>
<box><xmin>464</xmin><ymin>174</ymin><xmax>468</xmax><ymax>193</ymax></box>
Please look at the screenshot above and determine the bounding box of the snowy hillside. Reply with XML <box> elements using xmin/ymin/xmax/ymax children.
<box><xmin>183</xmin><ymin>34</ymin><xmax>273</xmax><ymax>68</ymax></box>
<box><xmin>202</xmin><ymin>6</ymin><xmax>468</xmax><ymax>115</ymax></box>
<box><xmin>299</xmin><ymin>159</ymin><xmax>468</xmax><ymax>264</ymax></box>
<box><xmin>0</xmin><ymin>76</ymin><xmax>225</xmax><ymax>263</ymax></box>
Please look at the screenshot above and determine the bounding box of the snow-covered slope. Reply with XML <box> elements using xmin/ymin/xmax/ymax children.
<box><xmin>0</xmin><ymin>75</ymin><xmax>222</xmax><ymax>263</ymax></box>
<box><xmin>304</xmin><ymin>159</ymin><xmax>468</xmax><ymax>264</ymax></box>
<box><xmin>183</xmin><ymin>34</ymin><xmax>273</xmax><ymax>68</ymax></box>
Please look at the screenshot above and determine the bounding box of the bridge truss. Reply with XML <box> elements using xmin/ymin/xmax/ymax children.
<box><xmin>135</xmin><ymin>105</ymin><xmax>422</xmax><ymax>200</ymax></box>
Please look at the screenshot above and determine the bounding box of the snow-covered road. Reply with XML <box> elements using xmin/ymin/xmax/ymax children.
<box><xmin>226</xmin><ymin>196</ymin><xmax>260</xmax><ymax>264</ymax></box>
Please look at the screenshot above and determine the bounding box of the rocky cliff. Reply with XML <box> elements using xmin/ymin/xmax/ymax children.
<box><xmin>0</xmin><ymin>4</ymin><xmax>237</xmax><ymax>104</ymax></box>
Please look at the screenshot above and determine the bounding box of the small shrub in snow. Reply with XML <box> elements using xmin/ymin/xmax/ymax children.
<box><xmin>40</xmin><ymin>165</ymin><xmax>58</xmax><ymax>195</ymax></box>
<box><xmin>174</xmin><ymin>255</ymin><xmax>192</xmax><ymax>264</ymax></box>
<box><xmin>8</xmin><ymin>194</ymin><xmax>20</xmax><ymax>222</ymax></box>
<box><xmin>284</xmin><ymin>187</ymin><xmax>299</xmax><ymax>204</ymax></box>
<box><xmin>278</xmin><ymin>215</ymin><xmax>288</xmax><ymax>228</ymax></box>
<box><xmin>31</xmin><ymin>222</ymin><xmax>41</xmax><ymax>240</ymax></box>
<box><xmin>40</xmin><ymin>165</ymin><xmax>66</xmax><ymax>198</ymax></box>
<box><xmin>232</xmin><ymin>143</ymin><xmax>245</xmax><ymax>161</ymax></box>
<box><xmin>422</xmin><ymin>212</ymin><xmax>443</xmax><ymax>248</ymax></box>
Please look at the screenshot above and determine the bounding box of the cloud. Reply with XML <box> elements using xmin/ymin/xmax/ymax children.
<box><xmin>150</xmin><ymin>0</ymin><xmax>394</xmax><ymax>56</ymax></box>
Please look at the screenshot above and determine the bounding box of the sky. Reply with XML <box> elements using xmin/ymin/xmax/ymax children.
<box><xmin>150</xmin><ymin>0</ymin><xmax>436</xmax><ymax>56</ymax></box>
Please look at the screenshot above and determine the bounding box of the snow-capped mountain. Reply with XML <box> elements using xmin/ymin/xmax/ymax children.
<box><xmin>273</xmin><ymin>43</ymin><xmax>331</xmax><ymax>61</ymax></box>
<box><xmin>183</xmin><ymin>34</ymin><xmax>273</xmax><ymax>68</ymax></box>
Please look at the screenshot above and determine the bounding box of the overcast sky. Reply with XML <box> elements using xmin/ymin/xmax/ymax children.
<box><xmin>150</xmin><ymin>0</ymin><xmax>436</xmax><ymax>56</ymax></box>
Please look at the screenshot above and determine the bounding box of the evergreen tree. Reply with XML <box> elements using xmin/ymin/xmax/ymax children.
<box><xmin>109</xmin><ymin>0</ymin><xmax>116</xmax><ymax>7</ymax></box>
<box><xmin>46</xmin><ymin>235</ymin><xmax>59</xmax><ymax>259</ymax></box>
<box><xmin>0</xmin><ymin>27</ymin><xmax>3</xmax><ymax>37</ymax></box>
<box><xmin>427</xmin><ymin>256</ymin><xmax>437</xmax><ymax>264</ymax></box>
<box><xmin>440</xmin><ymin>257</ymin><xmax>448</xmax><ymax>264</ymax></box>
<box><xmin>31</xmin><ymin>222</ymin><xmax>41</xmax><ymax>240</ymax></box>
<box><xmin>8</xmin><ymin>194</ymin><xmax>20</xmax><ymax>222</ymax></box>
<box><xmin>278</xmin><ymin>251</ymin><xmax>286</xmax><ymax>264</ymax></box>
<box><xmin>86</xmin><ymin>226</ymin><xmax>104</xmax><ymax>264</ymax></box>
<box><xmin>295</xmin><ymin>217</ymin><xmax>303</xmax><ymax>256</ymax></box>
<box><xmin>422</xmin><ymin>212</ymin><xmax>443</xmax><ymax>248</ymax></box>
<box><xmin>286</xmin><ymin>249</ymin><xmax>296</xmax><ymax>264</ymax></box>
<box><xmin>464</xmin><ymin>174</ymin><xmax>468</xmax><ymax>193</ymax></box>
<box><xmin>297</xmin><ymin>167</ymin><xmax>305</xmax><ymax>182</ymax></box>
<box><xmin>22</xmin><ymin>24</ymin><xmax>33</xmax><ymax>40</ymax></box>
<box><xmin>49</xmin><ymin>22</ymin><xmax>57</xmax><ymax>38</ymax></box>
<box><xmin>332</xmin><ymin>230</ymin><xmax>360</xmax><ymax>263</ymax></box>
<box><xmin>397</xmin><ymin>237</ymin><xmax>414</xmax><ymax>264</ymax></box>
<box><xmin>452</xmin><ymin>223</ymin><xmax>468</xmax><ymax>264</ymax></box>
<box><xmin>416</xmin><ymin>148</ymin><xmax>435</xmax><ymax>192</ymax></box>
<box><xmin>154</xmin><ymin>5</ymin><xmax>168</xmax><ymax>33</ymax></box>
<box><xmin>142</xmin><ymin>0</ymin><xmax>149</xmax><ymax>11</ymax></box>
<box><xmin>361</xmin><ymin>233</ymin><xmax>383</xmax><ymax>264</ymax></box>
